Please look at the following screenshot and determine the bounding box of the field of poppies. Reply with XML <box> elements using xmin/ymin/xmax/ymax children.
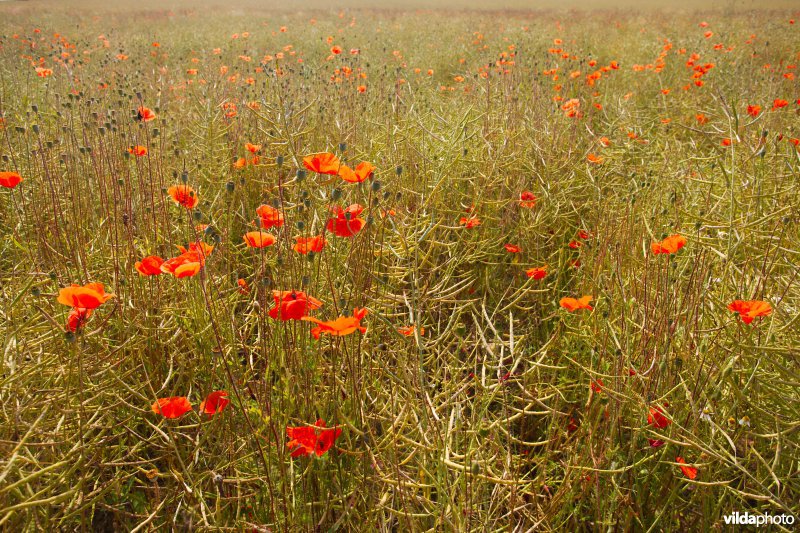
<box><xmin>1</xmin><ymin>0</ymin><xmax>798</xmax><ymax>530</ymax></box>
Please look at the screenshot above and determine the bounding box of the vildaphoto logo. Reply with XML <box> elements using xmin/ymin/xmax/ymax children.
<box><xmin>723</xmin><ymin>512</ymin><xmax>795</xmax><ymax>527</ymax></box>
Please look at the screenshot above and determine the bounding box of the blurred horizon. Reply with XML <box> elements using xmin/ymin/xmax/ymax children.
<box><xmin>1</xmin><ymin>0</ymin><xmax>798</xmax><ymax>13</ymax></box>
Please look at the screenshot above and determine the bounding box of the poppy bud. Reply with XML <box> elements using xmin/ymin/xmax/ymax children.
<box><xmin>276</xmin><ymin>155</ymin><xmax>284</xmax><ymax>167</ymax></box>
<box><xmin>339</xmin><ymin>143</ymin><xmax>347</xmax><ymax>152</ymax></box>
<box><xmin>31</xmin><ymin>105</ymin><xmax>38</xmax><ymax>113</ymax></box>
<box><xmin>296</xmin><ymin>169</ymin><xmax>306</xmax><ymax>181</ymax></box>
<box><xmin>296</xmin><ymin>220</ymin><xmax>305</xmax><ymax>230</ymax></box>
<box><xmin>152</xmin><ymin>128</ymin><xmax>159</xmax><ymax>137</ymax></box>
<box><xmin>371</xmin><ymin>181</ymin><xmax>381</xmax><ymax>192</ymax></box>
<box><xmin>225</xmin><ymin>181</ymin><xmax>235</xmax><ymax>193</ymax></box>
<box><xmin>395</xmin><ymin>166</ymin><xmax>403</xmax><ymax>175</ymax></box>
<box><xmin>32</xmin><ymin>124</ymin><xmax>39</xmax><ymax>134</ymax></box>
<box><xmin>332</xmin><ymin>188</ymin><xmax>342</xmax><ymax>200</ymax></box>
<box><xmin>181</xmin><ymin>171</ymin><xmax>189</xmax><ymax>183</ymax></box>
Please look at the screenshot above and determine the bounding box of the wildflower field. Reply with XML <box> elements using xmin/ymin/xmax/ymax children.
<box><xmin>1</xmin><ymin>0</ymin><xmax>799</xmax><ymax>530</ymax></box>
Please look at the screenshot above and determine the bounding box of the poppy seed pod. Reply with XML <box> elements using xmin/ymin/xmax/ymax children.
<box><xmin>225</xmin><ymin>181</ymin><xmax>235</xmax><ymax>193</ymax></box>
<box><xmin>276</xmin><ymin>155</ymin><xmax>284</xmax><ymax>167</ymax></box>
<box><xmin>296</xmin><ymin>169</ymin><xmax>306</xmax><ymax>181</ymax></box>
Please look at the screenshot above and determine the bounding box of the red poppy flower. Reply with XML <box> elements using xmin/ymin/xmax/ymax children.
<box><xmin>651</xmin><ymin>234</ymin><xmax>686</xmax><ymax>254</ymax></box>
<box><xmin>459</xmin><ymin>216</ymin><xmax>481</xmax><ymax>229</ymax></box>
<box><xmin>303</xmin><ymin>152</ymin><xmax>341</xmax><ymax>175</ymax></box>
<box><xmin>676</xmin><ymin>457</ymin><xmax>698</xmax><ymax>480</ymax></box>
<box><xmin>746</xmin><ymin>104</ymin><xmax>761</xmax><ymax>117</ymax></box>
<box><xmin>569</xmin><ymin>240</ymin><xmax>582</xmax><ymax>249</ymax></box>
<box><xmin>66</xmin><ymin>307</ymin><xmax>92</xmax><ymax>332</ymax></box>
<box><xmin>327</xmin><ymin>204</ymin><xmax>365</xmax><ymax>237</ymax></box>
<box><xmin>647</xmin><ymin>405</ymin><xmax>672</xmax><ymax>429</ymax></box>
<box><xmin>560</xmin><ymin>296</ymin><xmax>593</xmax><ymax>312</ymax></box>
<box><xmin>137</xmin><ymin>106</ymin><xmax>156</xmax><ymax>122</ymax></box>
<box><xmin>245</xmin><ymin>142</ymin><xmax>261</xmax><ymax>153</ymax></box>
<box><xmin>255</xmin><ymin>205</ymin><xmax>285</xmax><ymax>229</ymax></box>
<box><xmin>199</xmin><ymin>391</ymin><xmax>230</xmax><ymax>416</ymax></box>
<box><xmin>293</xmin><ymin>236</ymin><xmax>327</xmax><ymax>254</ymax></box>
<box><xmin>727</xmin><ymin>300</ymin><xmax>772</xmax><ymax>324</ymax></box>
<box><xmin>57</xmin><ymin>283</ymin><xmax>115</xmax><ymax>309</ymax></box>
<box><xmin>587</xmin><ymin>153</ymin><xmax>604</xmax><ymax>164</ymax></box>
<box><xmin>590</xmin><ymin>379</ymin><xmax>604</xmax><ymax>393</ymax></box>
<box><xmin>525</xmin><ymin>266</ymin><xmax>547</xmax><ymax>279</ymax></box>
<box><xmin>269</xmin><ymin>290</ymin><xmax>323</xmax><ymax>321</ymax></box>
<box><xmin>648</xmin><ymin>439</ymin><xmax>665</xmax><ymax>448</ymax></box>
<box><xmin>0</xmin><ymin>171</ymin><xmax>23</xmax><ymax>189</ymax></box>
<box><xmin>504</xmin><ymin>244</ymin><xmax>521</xmax><ymax>253</ymax></box>
<box><xmin>302</xmin><ymin>308</ymin><xmax>367</xmax><ymax>339</ymax></box>
<box><xmin>127</xmin><ymin>145</ymin><xmax>147</xmax><ymax>156</ymax></box>
<box><xmin>772</xmin><ymin>98</ymin><xmax>788</xmax><ymax>110</ymax></box>
<box><xmin>519</xmin><ymin>191</ymin><xmax>537</xmax><ymax>208</ymax></box>
<box><xmin>286</xmin><ymin>419</ymin><xmax>342</xmax><ymax>458</ymax></box>
<box><xmin>243</xmin><ymin>231</ymin><xmax>276</xmax><ymax>248</ymax></box>
<box><xmin>167</xmin><ymin>184</ymin><xmax>199</xmax><ymax>209</ymax></box>
<box><xmin>338</xmin><ymin>161</ymin><xmax>375</xmax><ymax>183</ymax></box>
<box><xmin>135</xmin><ymin>255</ymin><xmax>165</xmax><ymax>276</ymax></box>
<box><xmin>160</xmin><ymin>242</ymin><xmax>213</xmax><ymax>277</ymax></box>
<box><xmin>152</xmin><ymin>397</ymin><xmax>192</xmax><ymax>419</ymax></box>
<box><xmin>35</xmin><ymin>67</ymin><xmax>53</xmax><ymax>77</ymax></box>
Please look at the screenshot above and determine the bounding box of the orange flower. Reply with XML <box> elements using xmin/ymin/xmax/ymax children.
<box><xmin>338</xmin><ymin>161</ymin><xmax>375</xmax><ymax>183</ymax></box>
<box><xmin>746</xmin><ymin>104</ymin><xmax>761</xmax><ymax>117</ymax></box>
<box><xmin>721</xmin><ymin>138</ymin><xmax>732</xmax><ymax>147</ymax></box>
<box><xmin>327</xmin><ymin>204</ymin><xmax>365</xmax><ymax>237</ymax></box>
<box><xmin>525</xmin><ymin>266</ymin><xmax>547</xmax><ymax>279</ymax></box>
<box><xmin>651</xmin><ymin>234</ymin><xmax>686</xmax><ymax>255</ymax></box>
<box><xmin>127</xmin><ymin>145</ymin><xmax>147</xmax><ymax>156</ymax></box>
<box><xmin>255</xmin><ymin>204</ymin><xmax>285</xmax><ymax>229</ymax></box>
<box><xmin>243</xmin><ymin>231</ymin><xmax>276</xmax><ymax>248</ymax></box>
<box><xmin>135</xmin><ymin>255</ymin><xmax>165</xmax><ymax>276</ymax></box>
<box><xmin>151</xmin><ymin>397</ymin><xmax>192</xmax><ymax>419</ymax></box>
<box><xmin>199</xmin><ymin>391</ymin><xmax>229</xmax><ymax>416</ymax></box>
<box><xmin>587</xmin><ymin>153</ymin><xmax>604</xmax><ymax>164</ymax></box>
<box><xmin>459</xmin><ymin>216</ymin><xmax>481</xmax><ymax>229</ymax></box>
<box><xmin>398</xmin><ymin>325</ymin><xmax>425</xmax><ymax>336</ymax></box>
<box><xmin>35</xmin><ymin>67</ymin><xmax>53</xmax><ymax>77</ymax></box>
<box><xmin>303</xmin><ymin>152</ymin><xmax>341</xmax><ymax>175</ymax></box>
<box><xmin>559</xmin><ymin>296</ymin><xmax>593</xmax><ymax>312</ymax></box>
<box><xmin>167</xmin><ymin>184</ymin><xmax>199</xmax><ymax>209</ymax></box>
<box><xmin>245</xmin><ymin>142</ymin><xmax>261</xmax><ymax>153</ymax></box>
<box><xmin>174</xmin><ymin>262</ymin><xmax>202</xmax><ymax>278</ymax></box>
<box><xmin>286</xmin><ymin>419</ymin><xmax>342</xmax><ymax>458</ymax></box>
<box><xmin>137</xmin><ymin>106</ymin><xmax>156</xmax><ymax>122</ymax></box>
<box><xmin>727</xmin><ymin>300</ymin><xmax>772</xmax><ymax>324</ymax></box>
<box><xmin>66</xmin><ymin>307</ymin><xmax>92</xmax><ymax>332</ymax></box>
<box><xmin>0</xmin><ymin>171</ymin><xmax>22</xmax><ymax>189</ymax></box>
<box><xmin>237</xmin><ymin>278</ymin><xmax>250</xmax><ymax>294</ymax></box>
<box><xmin>293</xmin><ymin>236</ymin><xmax>327</xmax><ymax>254</ymax></box>
<box><xmin>519</xmin><ymin>191</ymin><xmax>537</xmax><ymax>208</ymax></box>
<box><xmin>233</xmin><ymin>157</ymin><xmax>247</xmax><ymax>169</ymax></box>
<box><xmin>269</xmin><ymin>290</ymin><xmax>323</xmax><ymax>321</ymax></box>
<box><xmin>695</xmin><ymin>113</ymin><xmax>709</xmax><ymax>125</ymax></box>
<box><xmin>590</xmin><ymin>379</ymin><xmax>604</xmax><ymax>393</ymax></box>
<box><xmin>302</xmin><ymin>307</ymin><xmax>368</xmax><ymax>339</ymax></box>
<box><xmin>504</xmin><ymin>244</ymin><xmax>521</xmax><ymax>253</ymax></box>
<box><xmin>160</xmin><ymin>242</ymin><xmax>213</xmax><ymax>277</ymax></box>
<box><xmin>57</xmin><ymin>283</ymin><xmax>115</xmax><ymax>309</ymax></box>
<box><xmin>676</xmin><ymin>457</ymin><xmax>698</xmax><ymax>480</ymax></box>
